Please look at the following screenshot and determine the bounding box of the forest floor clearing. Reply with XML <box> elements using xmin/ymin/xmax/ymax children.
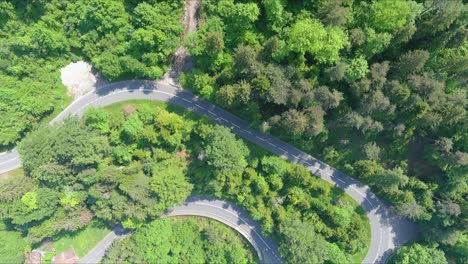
<box><xmin>61</xmin><ymin>61</ymin><xmax>108</xmax><ymax>100</ymax></box>
<box><xmin>40</xmin><ymin>221</ymin><xmax>111</xmax><ymax>263</ymax></box>
<box><xmin>0</xmin><ymin>168</ymin><xmax>23</xmax><ymax>182</ymax></box>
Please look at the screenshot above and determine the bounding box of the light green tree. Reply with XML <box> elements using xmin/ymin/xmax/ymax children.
<box><xmin>205</xmin><ymin>126</ymin><xmax>249</xmax><ymax>176</ymax></box>
<box><xmin>21</xmin><ymin>192</ymin><xmax>38</xmax><ymax>210</ymax></box>
<box><xmin>150</xmin><ymin>160</ymin><xmax>192</xmax><ymax>210</ymax></box>
<box><xmin>288</xmin><ymin>18</ymin><xmax>348</xmax><ymax>63</ymax></box>
<box><xmin>392</xmin><ymin>243</ymin><xmax>447</xmax><ymax>264</ymax></box>
<box><xmin>345</xmin><ymin>56</ymin><xmax>369</xmax><ymax>82</ymax></box>
<box><xmin>367</xmin><ymin>0</ymin><xmax>422</xmax><ymax>33</ymax></box>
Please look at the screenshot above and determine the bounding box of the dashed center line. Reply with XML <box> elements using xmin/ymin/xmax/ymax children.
<box><xmin>192</xmin><ymin>201</ymin><xmax>282</xmax><ymax>261</ymax></box>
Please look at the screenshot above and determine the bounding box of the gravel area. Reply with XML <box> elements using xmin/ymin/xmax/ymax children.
<box><xmin>61</xmin><ymin>61</ymin><xmax>108</xmax><ymax>100</ymax></box>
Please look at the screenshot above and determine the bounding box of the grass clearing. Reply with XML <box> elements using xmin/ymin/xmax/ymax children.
<box><xmin>42</xmin><ymin>220</ymin><xmax>111</xmax><ymax>262</ymax></box>
<box><xmin>103</xmin><ymin>99</ymin><xmax>203</xmax><ymax>123</ymax></box>
<box><xmin>0</xmin><ymin>168</ymin><xmax>24</xmax><ymax>182</ymax></box>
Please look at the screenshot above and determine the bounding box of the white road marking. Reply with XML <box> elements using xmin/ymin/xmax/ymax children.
<box><xmin>349</xmin><ymin>185</ymin><xmax>366</xmax><ymax>198</ymax></box>
<box><xmin>0</xmin><ymin>157</ymin><xmax>18</xmax><ymax>165</ymax></box>
<box><xmin>192</xmin><ymin>202</ymin><xmax>282</xmax><ymax>261</ymax></box>
<box><xmin>349</xmin><ymin>185</ymin><xmax>375</xmax><ymax>208</ymax></box>
<box><xmin>165</xmin><ymin>209</ymin><xmax>265</xmax><ymax>259</ymax></box>
<box><xmin>372</xmin><ymin>227</ymin><xmax>384</xmax><ymax>264</ymax></box>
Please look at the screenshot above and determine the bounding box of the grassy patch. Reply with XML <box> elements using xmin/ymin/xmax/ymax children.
<box><xmin>42</xmin><ymin>220</ymin><xmax>111</xmax><ymax>262</ymax></box>
<box><xmin>103</xmin><ymin>99</ymin><xmax>203</xmax><ymax>123</ymax></box>
<box><xmin>344</xmin><ymin>192</ymin><xmax>372</xmax><ymax>263</ymax></box>
<box><xmin>0</xmin><ymin>168</ymin><xmax>24</xmax><ymax>182</ymax></box>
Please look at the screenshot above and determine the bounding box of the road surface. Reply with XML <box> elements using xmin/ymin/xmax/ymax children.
<box><xmin>163</xmin><ymin>197</ymin><xmax>282</xmax><ymax>264</ymax></box>
<box><xmin>78</xmin><ymin>225</ymin><xmax>130</xmax><ymax>264</ymax></box>
<box><xmin>0</xmin><ymin>80</ymin><xmax>418</xmax><ymax>263</ymax></box>
<box><xmin>78</xmin><ymin>197</ymin><xmax>281</xmax><ymax>264</ymax></box>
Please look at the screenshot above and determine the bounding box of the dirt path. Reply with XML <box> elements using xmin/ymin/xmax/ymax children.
<box><xmin>183</xmin><ymin>0</ymin><xmax>201</xmax><ymax>34</ymax></box>
<box><xmin>162</xmin><ymin>0</ymin><xmax>201</xmax><ymax>84</ymax></box>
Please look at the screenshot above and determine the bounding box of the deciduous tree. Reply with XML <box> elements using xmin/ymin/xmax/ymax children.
<box><xmin>392</xmin><ymin>243</ymin><xmax>447</xmax><ymax>264</ymax></box>
<box><xmin>204</xmin><ymin>126</ymin><xmax>249</xmax><ymax>176</ymax></box>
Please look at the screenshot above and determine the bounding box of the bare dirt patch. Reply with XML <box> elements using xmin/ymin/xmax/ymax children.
<box><xmin>123</xmin><ymin>104</ymin><xmax>137</xmax><ymax>116</ymax></box>
<box><xmin>61</xmin><ymin>61</ymin><xmax>108</xmax><ymax>100</ymax></box>
<box><xmin>162</xmin><ymin>0</ymin><xmax>201</xmax><ymax>84</ymax></box>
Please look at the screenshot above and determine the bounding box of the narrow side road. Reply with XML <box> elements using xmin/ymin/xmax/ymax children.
<box><xmin>78</xmin><ymin>226</ymin><xmax>129</xmax><ymax>264</ymax></box>
<box><xmin>0</xmin><ymin>80</ymin><xmax>418</xmax><ymax>263</ymax></box>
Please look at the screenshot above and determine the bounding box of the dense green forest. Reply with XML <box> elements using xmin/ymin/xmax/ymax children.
<box><xmin>0</xmin><ymin>0</ymin><xmax>183</xmax><ymax>148</ymax></box>
<box><xmin>0</xmin><ymin>0</ymin><xmax>466</xmax><ymax>263</ymax></box>
<box><xmin>179</xmin><ymin>0</ymin><xmax>467</xmax><ymax>262</ymax></box>
<box><xmin>103</xmin><ymin>217</ymin><xmax>257</xmax><ymax>263</ymax></box>
<box><xmin>0</xmin><ymin>101</ymin><xmax>369</xmax><ymax>263</ymax></box>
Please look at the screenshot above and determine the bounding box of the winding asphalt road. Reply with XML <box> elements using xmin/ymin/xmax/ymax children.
<box><xmin>0</xmin><ymin>80</ymin><xmax>417</xmax><ymax>263</ymax></box>
<box><xmin>164</xmin><ymin>197</ymin><xmax>282</xmax><ymax>263</ymax></box>
<box><xmin>78</xmin><ymin>197</ymin><xmax>280</xmax><ymax>264</ymax></box>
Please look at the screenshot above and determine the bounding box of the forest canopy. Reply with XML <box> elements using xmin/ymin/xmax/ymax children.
<box><xmin>181</xmin><ymin>0</ymin><xmax>467</xmax><ymax>262</ymax></box>
<box><xmin>0</xmin><ymin>0</ymin><xmax>466</xmax><ymax>263</ymax></box>
<box><xmin>1</xmin><ymin>101</ymin><xmax>370</xmax><ymax>263</ymax></box>
<box><xmin>0</xmin><ymin>0</ymin><xmax>184</xmax><ymax>148</ymax></box>
<box><xmin>103</xmin><ymin>217</ymin><xmax>257</xmax><ymax>264</ymax></box>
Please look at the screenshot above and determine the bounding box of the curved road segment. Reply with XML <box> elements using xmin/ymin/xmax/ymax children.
<box><xmin>0</xmin><ymin>80</ymin><xmax>417</xmax><ymax>263</ymax></box>
<box><xmin>78</xmin><ymin>197</ymin><xmax>280</xmax><ymax>264</ymax></box>
<box><xmin>164</xmin><ymin>197</ymin><xmax>282</xmax><ymax>263</ymax></box>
